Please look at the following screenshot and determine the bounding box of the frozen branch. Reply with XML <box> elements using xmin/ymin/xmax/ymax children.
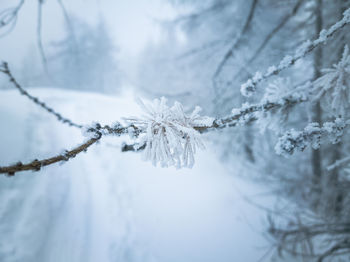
<box><xmin>0</xmin><ymin>60</ymin><xmax>312</xmax><ymax>173</ymax></box>
<box><xmin>275</xmin><ymin>118</ymin><xmax>350</xmax><ymax>156</ymax></box>
<box><xmin>228</xmin><ymin>0</ymin><xmax>303</xmax><ymax>87</ymax></box>
<box><xmin>212</xmin><ymin>92</ymin><xmax>308</xmax><ymax>131</ymax></box>
<box><xmin>241</xmin><ymin>7</ymin><xmax>350</xmax><ymax>97</ymax></box>
<box><xmin>0</xmin><ymin>94</ymin><xmax>307</xmax><ymax>174</ymax></box>
<box><xmin>0</xmin><ymin>121</ymin><xmax>145</xmax><ymax>176</ymax></box>
<box><xmin>0</xmin><ymin>135</ymin><xmax>101</xmax><ymax>176</ymax></box>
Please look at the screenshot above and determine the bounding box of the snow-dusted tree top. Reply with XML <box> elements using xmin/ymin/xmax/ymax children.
<box><xmin>0</xmin><ymin>7</ymin><xmax>350</xmax><ymax>174</ymax></box>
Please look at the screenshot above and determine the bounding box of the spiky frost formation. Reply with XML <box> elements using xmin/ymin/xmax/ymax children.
<box><xmin>127</xmin><ymin>97</ymin><xmax>211</xmax><ymax>168</ymax></box>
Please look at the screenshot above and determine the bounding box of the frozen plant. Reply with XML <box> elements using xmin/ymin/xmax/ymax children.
<box><xmin>240</xmin><ymin>8</ymin><xmax>350</xmax><ymax>97</ymax></box>
<box><xmin>312</xmin><ymin>45</ymin><xmax>350</xmax><ymax>117</ymax></box>
<box><xmin>255</xmin><ymin>78</ymin><xmax>294</xmax><ymax>133</ymax></box>
<box><xmin>275</xmin><ymin>118</ymin><xmax>349</xmax><ymax>156</ymax></box>
<box><xmin>126</xmin><ymin>97</ymin><xmax>213</xmax><ymax>168</ymax></box>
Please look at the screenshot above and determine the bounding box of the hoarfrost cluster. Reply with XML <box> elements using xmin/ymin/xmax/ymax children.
<box><xmin>275</xmin><ymin>118</ymin><xmax>349</xmax><ymax>156</ymax></box>
<box><xmin>126</xmin><ymin>97</ymin><xmax>214</xmax><ymax>168</ymax></box>
<box><xmin>255</xmin><ymin>78</ymin><xmax>296</xmax><ymax>133</ymax></box>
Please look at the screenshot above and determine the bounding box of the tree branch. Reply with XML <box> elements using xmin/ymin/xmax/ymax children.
<box><xmin>37</xmin><ymin>0</ymin><xmax>50</xmax><ymax>78</ymax></box>
<box><xmin>0</xmin><ymin>135</ymin><xmax>101</xmax><ymax>176</ymax></box>
<box><xmin>241</xmin><ymin>7</ymin><xmax>350</xmax><ymax>97</ymax></box>
<box><xmin>0</xmin><ymin>62</ymin><xmax>83</xmax><ymax>128</ymax></box>
<box><xmin>212</xmin><ymin>0</ymin><xmax>259</xmax><ymax>80</ymax></box>
<box><xmin>230</xmin><ymin>0</ymin><xmax>303</xmax><ymax>85</ymax></box>
<box><xmin>0</xmin><ymin>0</ymin><xmax>24</xmax><ymax>38</ymax></box>
<box><xmin>0</xmin><ymin>61</ymin><xmax>311</xmax><ymax>173</ymax></box>
<box><xmin>275</xmin><ymin>118</ymin><xmax>350</xmax><ymax>156</ymax></box>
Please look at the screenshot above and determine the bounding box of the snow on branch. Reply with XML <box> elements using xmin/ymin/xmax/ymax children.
<box><xmin>0</xmin><ymin>60</ymin><xmax>313</xmax><ymax>174</ymax></box>
<box><xmin>0</xmin><ymin>92</ymin><xmax>308</xmax><ymax>175</ymax></box>
<box><xmin>241</xmin><ymin>7</ymin><xmax>350</xmax><ymax>97</ymax></box>
<box><xmin>275</xmin><ymin>118</ymin><xmax>350</xmax><ymax>156</ymax></box>
<box><xmin>216</xmin><ymin>91</ymin><xmax>308</xmax><ymax>130</ymax></box>
<box><xmin>311</xmin><ymin>45</ymin><xmax>350</xmax><ymax>117</ymax></box>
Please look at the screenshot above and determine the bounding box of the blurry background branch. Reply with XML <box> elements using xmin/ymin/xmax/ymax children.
<box><xmin>212</xmin><ymin>0</ymin><xmax>258</xmax><ymax>80</ymax></box>
<box><xmin>0</xmin><ymin>0</ymin><xmax>24</xmax><ymax>38</ymax></box>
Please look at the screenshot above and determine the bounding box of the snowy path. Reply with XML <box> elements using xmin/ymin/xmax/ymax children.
<box><xmin>0</xmin><ymin>88</ymin><xmax>272</xmax><ymax>262</ymax></box>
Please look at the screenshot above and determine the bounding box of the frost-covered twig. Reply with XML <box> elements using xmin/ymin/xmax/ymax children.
<box><xmin>82</xmin><ymin>122</ymin><xmax>143</xmax><ymax>138</ymax></box>
<box><xmin>0</xmin><ymin>122</ymin><xmax>144</xmax><ymax>176</ymax></box>
<box><xmin>212</xmin><ymin>92</ymin><xmax>308</xmax><ymax>131</ymax></box>
<box><xmin>275</xmin><ymin>118</ymin><xmax>350</xmax><ymax>156</ymax></box>
<box><xmin>0</xmin><ymin>135</ymin><xmax>101</xmax><ymax>176</ymax></box>
<box><xmin>0</xmin><ymin>92</ymin><xmax>308</xmax><ymax>174</ymax></box>
<box><xmin>0</xmin><ymin>61</ymin><xmax>311</xmax><ymax>172</ymax></box>
<box><xmin>0</xmin><ymin>62</ymin><xmax>83</xmax><ymax>129</ymax></box>
<box><xmin>241</xmin><ymin>7</ymin><xmax>350</xmax><ymax>97</ymax></box>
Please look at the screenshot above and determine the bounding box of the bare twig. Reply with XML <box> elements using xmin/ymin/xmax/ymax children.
<box><xmin>37</xmin><ymin>0</ymin><xmax>50</xmax><ymax>78</ymax></box>
<box><xmin>0</xmin><ymin>0</ymin><xmax>24</xmax><ymax>38</ymax></box>
<box><xmin>172</xmin><ymin>1</ymin><xmax>228</xmax><ymax>25</ymax></box>
<box><xmin>212</xmin><ymin>0</ymin><xmax>258</xmax><ymax>80</ymax></box>
<box><xmin>269</xmin><ymin>218</ymin><xmax>350</xmax><ymax>261</ymax></box>
<box><xmin>56</xmin><ymin>0</ymin><xmax>78</xmax><ymax>51</ymax></box>
<box><xmin>317</xmin><ymin>240</ymin><xmax>350</xmax><ymax>262</ymax></box>
<box><xmin>0</xmin><ymin>62</ymin><xmax>83</xmax><ymax>128</ymax></box>
<box><xmin>327</xmin><ymin>156</ymin><xmax>350</xmax><ymax>171</ymax></box>
<box><xmin>230</xmin><ymin>0</ymin><xmax>303</xmax><ymax>85</ymax></box>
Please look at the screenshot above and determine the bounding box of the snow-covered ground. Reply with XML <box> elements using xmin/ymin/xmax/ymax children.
<box><xmin>0</xmin><ymin>88</ymin><xmax>272</xmax><ymax>262</ymax></box>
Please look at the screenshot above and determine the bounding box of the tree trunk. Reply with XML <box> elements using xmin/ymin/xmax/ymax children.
<box><xmin>311</xmin><ymin>0</ymin><xmax>323</xmax><ymax>188</ymax></box>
